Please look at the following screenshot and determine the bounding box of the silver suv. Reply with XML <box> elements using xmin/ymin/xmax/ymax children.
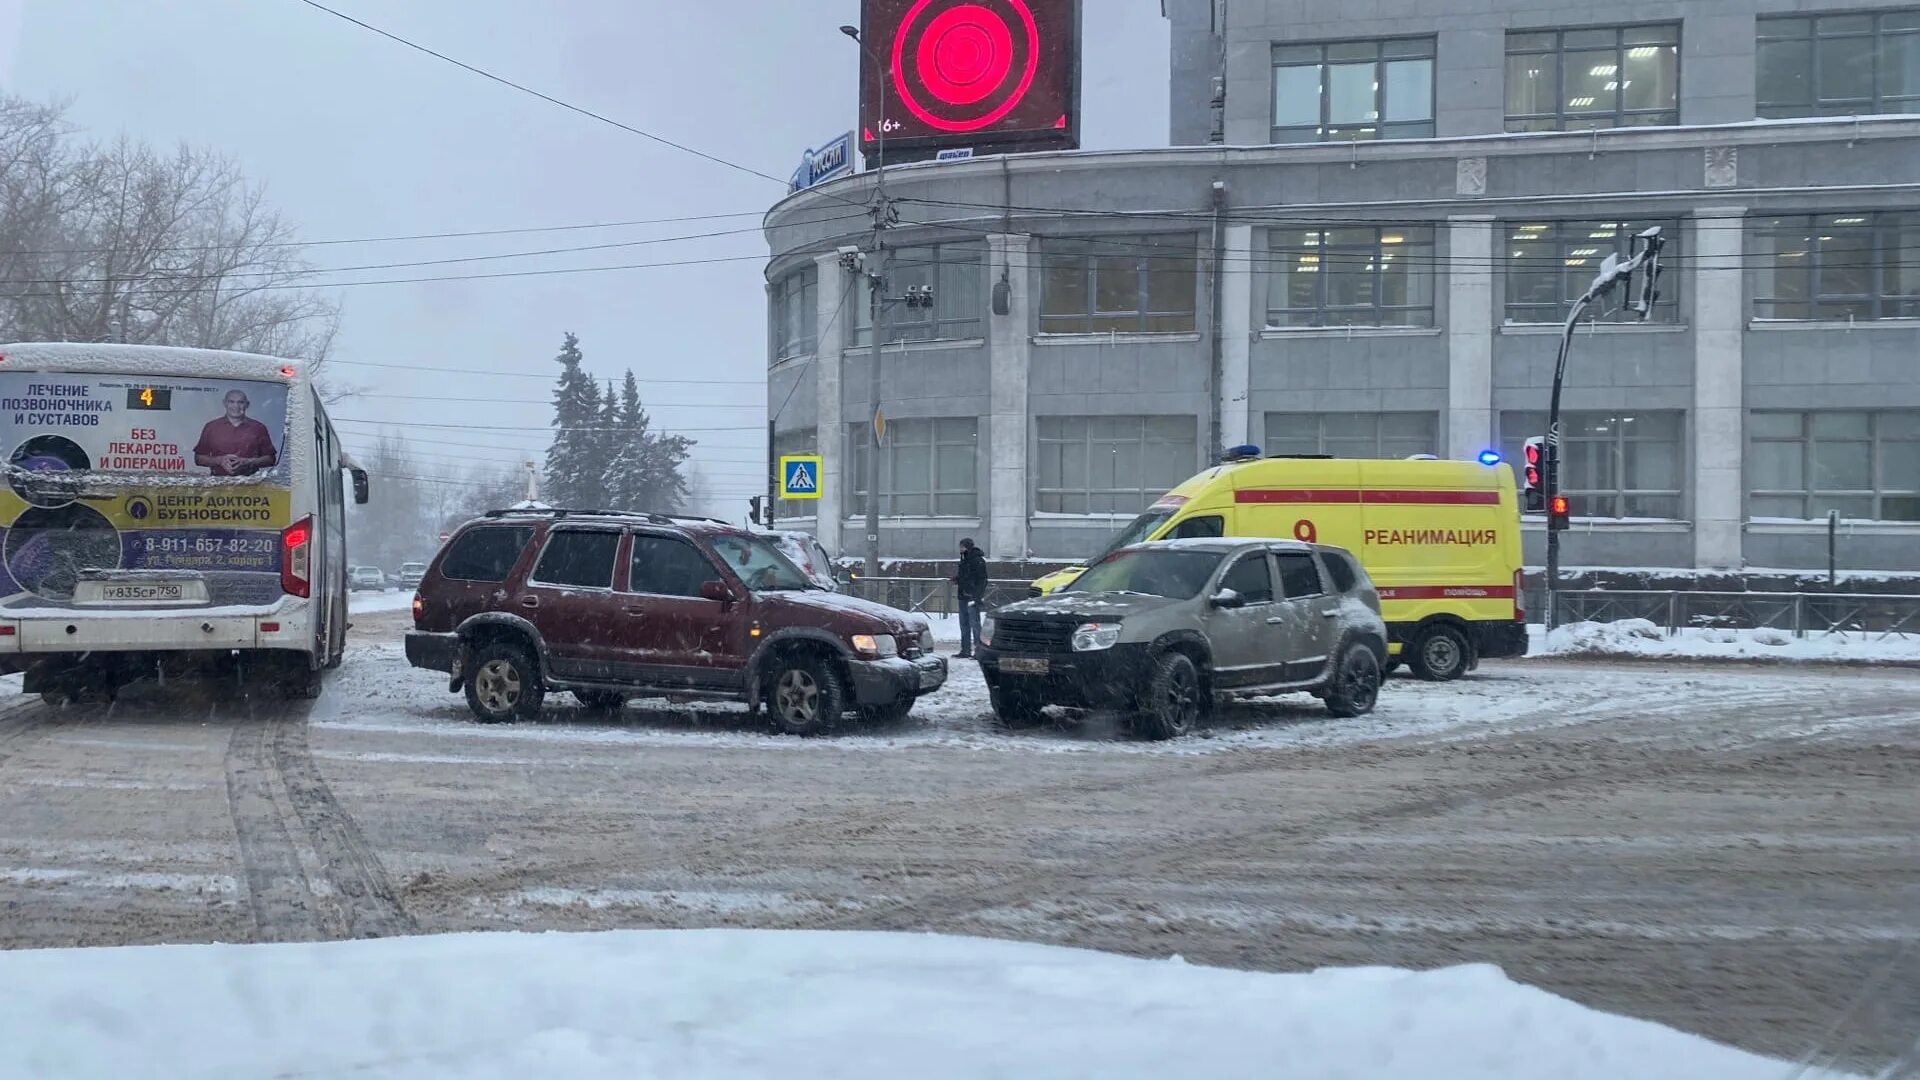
<box><xmin>977</xmin><ymin>539</ymin><xmax>1388</xmax><ymax>739</ymax></box>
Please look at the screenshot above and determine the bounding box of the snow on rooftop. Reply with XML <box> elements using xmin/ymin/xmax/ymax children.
<box><xmin>0</xmin><ymin>928</ymin><xmax>1811</xmax><ymax>1080</ymax></box>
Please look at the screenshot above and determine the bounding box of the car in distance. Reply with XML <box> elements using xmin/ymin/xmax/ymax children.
<box><xmin>979</xmin><ymin>539</ymin><xmax>1388</xmax><ymax>739</ymax></box>
<box><xmin>349</xmin><ymin>566</ymin><xmax>387</xmax><ymax>592</ymax></box>
<box><xmin>396</xmin><ymin>561</ymin><xmax>428</xmax><ymax>589</ymax></box>
<box><xmin>404</xmin><ymin>509</ymin><xmax>946</xmax><ymax>734</ymax></box>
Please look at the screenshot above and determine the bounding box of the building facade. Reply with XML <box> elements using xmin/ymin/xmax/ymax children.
<box><xmin>764</xmin><ymin>0</ymin><xmax>1920</xmax><ymax>571</ymax></box>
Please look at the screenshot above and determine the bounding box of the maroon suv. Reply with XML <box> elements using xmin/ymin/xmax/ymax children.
<box><xmin>404</xmin><ymin>509</ymin><xmax>946</xmax><ymax>734</ymax></box>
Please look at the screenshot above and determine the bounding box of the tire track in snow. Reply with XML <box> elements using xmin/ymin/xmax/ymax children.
<box><xmin>268</xmin><ymin>710</ymin><xmax>416</xmax><ymax>938</ymax></box>
<box><xmin>224</xmin><ymin>694</ymin><xmax>414</xmax><ymax>942</ymax></box>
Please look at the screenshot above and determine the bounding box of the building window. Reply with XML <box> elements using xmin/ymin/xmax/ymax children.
<box><xmin>852</xmin><ymin>241</ymin><xmax>984</xmax><ymax>346</ymax></box>
<box><xmin>1504</xmin><ymin>219</ymin><xmax>1680</xmax><ymax>323</ymax></box>
<box><xmin>772</xmin><ymin>429</ymin><xmax>817</xmax><ymax>520</ymax></box>
<box><xmin>1264</xmin><ymin>412</ymin><xmax>1438</xmax><ymax>460</ymax></box>
<box><xmin>1267</xmin><ymin>226</ymin><xmax>1435</xmax><ymax>327</ymax></box>
<box><xmin>1505</xmin><ymin>25</ymin><xmax>1680</xmax><ymax>132</ymax></box>
<box><xmin>1758</xmin><ymin>11</ymin><xmax>1920</xmax><ymax>119</ymax></box>
<box><xmin>768</xmin><ymin>265</ymin><xmax>816</xmax><ymax>363</ymax></box>
<box><xmin>1270</xmin><ymin>38</ymin><xmax>1436</xmax><ymax>143</ymax></box>
<box><xmin>1035</xmin><ymin>416</ymin><xmax>1198</xmax><ymax>514</ymax></box>
<box><xmin>1499</xmin><ymin>411</ymin><xmax>1685</xmax><ymax>519</ymax></box>
<box><xmin>1752</xmin><ymin>211</ymin><xmax>1920</xmax><ymax>321</ymax></box>
<box><xmin>845</xmin><ymin>417</ymin><xmax>977</xmax><ymax>518</ymax></box>
<box><xmin>1039</xmin><ymin>235</ymin><xmax>1198</xmax><ymax>334</ymax></box>
<box><xmin>1750</xmin><ymin>411</ymin><xmax>1920</xmax><ymax>521</ymax></box>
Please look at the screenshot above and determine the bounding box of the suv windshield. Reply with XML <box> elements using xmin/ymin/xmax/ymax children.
<box><xmin>710</xmin><ymin>533</ymin><xmax>813</xmax><ymax>592</ymax></box>
<box><xmin>1064</xmin><ymin>548</ymin><xmax>1221</xmax><ymax>599</ymax></box>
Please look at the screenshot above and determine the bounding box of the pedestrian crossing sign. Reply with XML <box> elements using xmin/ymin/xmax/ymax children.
<box><xmin>779</xmin><ymin>454</ymin><xmax>823</xmax><ymax>500</ymax></box>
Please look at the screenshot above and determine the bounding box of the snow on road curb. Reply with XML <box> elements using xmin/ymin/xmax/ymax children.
<box><xmin>0</xmin><ymin>928</ymin><xmax>1820</xmax><ymax>1080</ymax></box>
<box><xmin>1532</xmin><ymin>619</ymin><xmax>1920</xmax><ymax>663</ymax></box>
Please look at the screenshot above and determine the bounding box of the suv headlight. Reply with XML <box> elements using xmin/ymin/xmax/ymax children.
<box><xmin>979</xmin><ymin>615</ymin><xmax>995</xmax><ymax>647</ymax></box>
<box><xmin>1070</xmin><ymin>622</ymin><xmax>1121</xmax><ymax>652</ymax></box>
<box><xmin>850</xmin><ymin>633</ymin><xmax>897</xmax><ymax>659</ymax></box>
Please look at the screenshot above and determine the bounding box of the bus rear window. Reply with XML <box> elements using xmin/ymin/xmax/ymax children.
<box><xmin>440</xmin><ymin>527</ymin><xmax>534</xmax><ymax>582</ymax></box>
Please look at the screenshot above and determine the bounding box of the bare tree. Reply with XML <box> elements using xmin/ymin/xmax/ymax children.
<box><xmin>0</xmin><ymin>94</ymin><xmax>338</xmax><ymax>369</ymax></box>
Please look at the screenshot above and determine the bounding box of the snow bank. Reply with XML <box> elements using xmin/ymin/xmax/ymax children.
<box><xmin>0</xmin><ymin>928</ymin><xmax>1812</xmax><ymax>1080</ymax></box>
<box><xmin>348</xmin><ymin>591</ymin><xmax>415</xmax><ymax>614</ymax></box>
<box><xmin>1533</xmin><ymin>619</ymin><xmax>1920</xmax><ymax>663</ymax></box>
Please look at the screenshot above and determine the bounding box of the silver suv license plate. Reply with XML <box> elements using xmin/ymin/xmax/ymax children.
<box><xmin>1001</xmin><ymin>657</ymin><xmax>1048</xmax><ymax>675</ymax></box>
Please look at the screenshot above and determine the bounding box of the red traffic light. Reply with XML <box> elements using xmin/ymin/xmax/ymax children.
<box><xmin>1525</xmin><ymin>442</ymin><xmax>1541</xmax><ymax>465</ymax></box>
<box><xmin>1549</xmin><ymin>495</ymin><xmax>1569</xmax><ymax>515</ymax></box>
<box><xmin>1524</xmin><ymin>465</ymin><xmax>1541</xmax><ymax>486</ymax></box>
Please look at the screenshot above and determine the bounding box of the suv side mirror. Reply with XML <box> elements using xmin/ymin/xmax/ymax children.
<box><xmin>1209</xmin><ymin>588</ymin><xmax>1244</xmax><ymax>609</ymax></box>
<box><xmin>699</xmin><ymin>579</ymin><xmax>737</xmax><ymax>605</ymax></box>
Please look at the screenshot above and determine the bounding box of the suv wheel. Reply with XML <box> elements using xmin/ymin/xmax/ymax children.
<box><xmin>1135</xmin><ymin>651</ymin><xmax>1203</xmax><ymax>740</ymax></box>
<box><xmin>989</xmin><ymin>686</ymin><xmax>1045</xmax><ymax>729</ymax></box>
<box><xmin>1408</xmin><ymin>623</ymin><xmax>1472</xmax><ymax>682</ymax></box>
<box><xmin>465</xmin><ymin>642</ymin><xmax>544</xmax><ymax>723</ymax></box>
<box><xmin>1323</xmin><ymin>642</ymin><xmax>1382</xmax><ymax>718</ymax></box>
<box><xmin>766</xmin><ymin>655</ymin><xmax>845</xmax><ymax>736</ymax></box>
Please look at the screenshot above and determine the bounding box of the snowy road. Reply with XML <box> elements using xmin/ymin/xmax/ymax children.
<box><xmin>0</xmin><ymin>608</ymin><xmax>1915</xmax><ymax>1072</ymax></box>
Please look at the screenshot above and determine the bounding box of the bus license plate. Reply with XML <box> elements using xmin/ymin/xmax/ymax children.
<box><xmin>1001</xmin><ymin>657</ymin><xmax>1049</xmax><ymax>675</ymax></box>
<box><xmin>75</xmin><ymin>581</ymin><xmax>204</xmax><ymax>606</ymax></box>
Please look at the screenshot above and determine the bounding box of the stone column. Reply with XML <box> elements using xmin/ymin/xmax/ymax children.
<box><xmin>986</xmin><ymin>233</ymin><xmax>1032</xmax><ymax>560</ymax></box>
<box><xmin>1445</xmin><ymin>216</ymin><xmax>1495</xmax><ymax>461</ymax></box>
<box><xmin>1692</xmin><ymin>207</ymin><xmax>1746</xmax><ymax>568</ymax></box>
<box><xmin>1218</xmin><ymin>223</ymin><xmax>1254</xmax><ymax>449</ymax></box>
<box><xmin>811</xmin><ymin>251</ymin><xmax>848</xmax><ymax>556</ymax></box>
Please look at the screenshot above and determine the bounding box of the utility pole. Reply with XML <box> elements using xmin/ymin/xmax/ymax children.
<box><xmin>1543</xmin><ymin>227</ymin><xmax>1665</xmax><ymax>631</ymax></box>
<box><xmin>843</xmin><ymin>24</ymin><xmax>890</xmax><ymax>581</ymax></box>
<box><xmin>766</xmin><ymin>417</ymin><xmax>777</xmax><ymax>530</ymax></box>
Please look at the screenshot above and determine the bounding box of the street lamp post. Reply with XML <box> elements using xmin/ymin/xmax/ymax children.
<box><xmin>842</xmin><ymin>24</ymin><xmax>889</xmax><ymax>582</ymax></box>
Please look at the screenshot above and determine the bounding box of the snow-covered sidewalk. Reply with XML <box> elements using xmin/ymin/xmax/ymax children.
<box><xmin>1532</xmin><ymin>619</ymin><xmax>1920</xmax><ymax>664</ymax></box>
<box><xmin>0</xmin><ymin>928</ymin><xmax>1821</xmax><ymax>1080</ymax></box>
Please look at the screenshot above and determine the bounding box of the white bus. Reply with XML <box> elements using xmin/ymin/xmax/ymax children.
<box><xmin>0</xmin><ymin>343</ymin><xmax>368</xmax><ymax>701</ymax></box>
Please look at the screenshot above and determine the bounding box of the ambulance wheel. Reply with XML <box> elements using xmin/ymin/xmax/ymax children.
<box><xmin>1408</xmin><ymin>623</ymin><xmax>1472</xmax><ymax>682</ymax></box>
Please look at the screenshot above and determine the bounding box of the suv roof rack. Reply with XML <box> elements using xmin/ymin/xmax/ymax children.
<box><xmin>481</xmin><ymin>507</ymin><xmax>732</xmax><ymax>527</ymax></box>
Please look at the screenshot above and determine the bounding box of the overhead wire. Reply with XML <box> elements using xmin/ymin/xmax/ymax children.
<box><xmin>293</xmin><ymin>0</ymin><xmax>799</xmax><ymax>191</ymax></box>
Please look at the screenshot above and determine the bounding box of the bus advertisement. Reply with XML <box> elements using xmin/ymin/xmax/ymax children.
<box><xmin>0</xmin><ymin>372</ymin><xmax>292</xmax><ymax>604</ymax></box>
<box><xmin>0</xmin><ymin>343</ymin><xmax>367</xmax><ymax>701</ymax></box>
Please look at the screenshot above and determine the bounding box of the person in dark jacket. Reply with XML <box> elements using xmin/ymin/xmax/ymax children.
<box><xmin>954</xmin><ymin>538</ymin><xmax>988</xmax><ymax>658</ymax></box>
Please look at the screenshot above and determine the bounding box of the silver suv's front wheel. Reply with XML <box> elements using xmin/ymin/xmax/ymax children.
<box><xmin>1135</xmin><ymin>651</ymin><xmax>1203</xmax><ymax>740</ymax></box>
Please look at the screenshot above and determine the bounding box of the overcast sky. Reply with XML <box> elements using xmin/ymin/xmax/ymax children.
<box><xmin>0</xmin><ymin>0</ymin><xmax>1167</xmax><ymax>516</ymax></box>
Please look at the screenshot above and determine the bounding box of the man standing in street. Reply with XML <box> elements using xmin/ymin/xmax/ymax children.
<box><xmin>954</xmin><ymin>537</ymin><xmax>988</xmax><ymax>658</ymax></box>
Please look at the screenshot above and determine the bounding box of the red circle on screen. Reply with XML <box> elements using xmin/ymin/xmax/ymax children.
<box><xmin>917</xmin><ymin>5</ymin><xmax>1013</xmax><ymax>106</ymax></box>
<box><xmin>891</xmin><ymin>0</ymin><xmax>1041</xmax><ymax>133</ymax></box>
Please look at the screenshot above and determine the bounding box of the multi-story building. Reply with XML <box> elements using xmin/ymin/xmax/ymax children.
<box><xmin>764</xmin><ymin>1</ymin><xmax>1920</xmax><ymax>571</ymax></box>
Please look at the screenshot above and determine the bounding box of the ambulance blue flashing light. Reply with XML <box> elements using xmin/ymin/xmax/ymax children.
<box><xmin>1477</xmin><ymin>449</ymin><xmax>1503</xmax><ymax>466</ymax></box>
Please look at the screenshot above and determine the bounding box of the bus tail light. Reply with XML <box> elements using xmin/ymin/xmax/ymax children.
<box><xmin>281</xmin><ymin>517</ymin><xmax>313</xmax><ymax>598</ymax></box>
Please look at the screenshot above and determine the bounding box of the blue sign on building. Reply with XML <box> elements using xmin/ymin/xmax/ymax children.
<box><xmin>788</xmin><ymin>133</ymin><xmax>855</xmax><ymax>193</ymax></box>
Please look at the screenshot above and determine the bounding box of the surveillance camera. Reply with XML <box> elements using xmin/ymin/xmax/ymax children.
<box><xmin>837</xmin><ymin>244</ymin><xmax>860</xmax><ymax>257</ymax></box>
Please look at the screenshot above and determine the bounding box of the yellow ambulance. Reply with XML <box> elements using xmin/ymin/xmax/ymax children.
<box><xmin>1030</xmin><ymin>453</ymin><xmax>1526</xmax><ymax>680</ymax></box>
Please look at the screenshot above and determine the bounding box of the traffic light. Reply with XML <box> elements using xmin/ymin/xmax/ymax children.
<box><xmin>749</xmin><ymin>495</ymin><xmax>768</xmax><ymax>527</ymax></box>
<box><xmin>1548</xmin><ymin>493</ymin><xmax>1571</xmax><ymax>532</ymax></box>
<box><xmin>1522</xmin><ymin>437</ymin><xmax>1545</xmax><ymax>513</ymax></box>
